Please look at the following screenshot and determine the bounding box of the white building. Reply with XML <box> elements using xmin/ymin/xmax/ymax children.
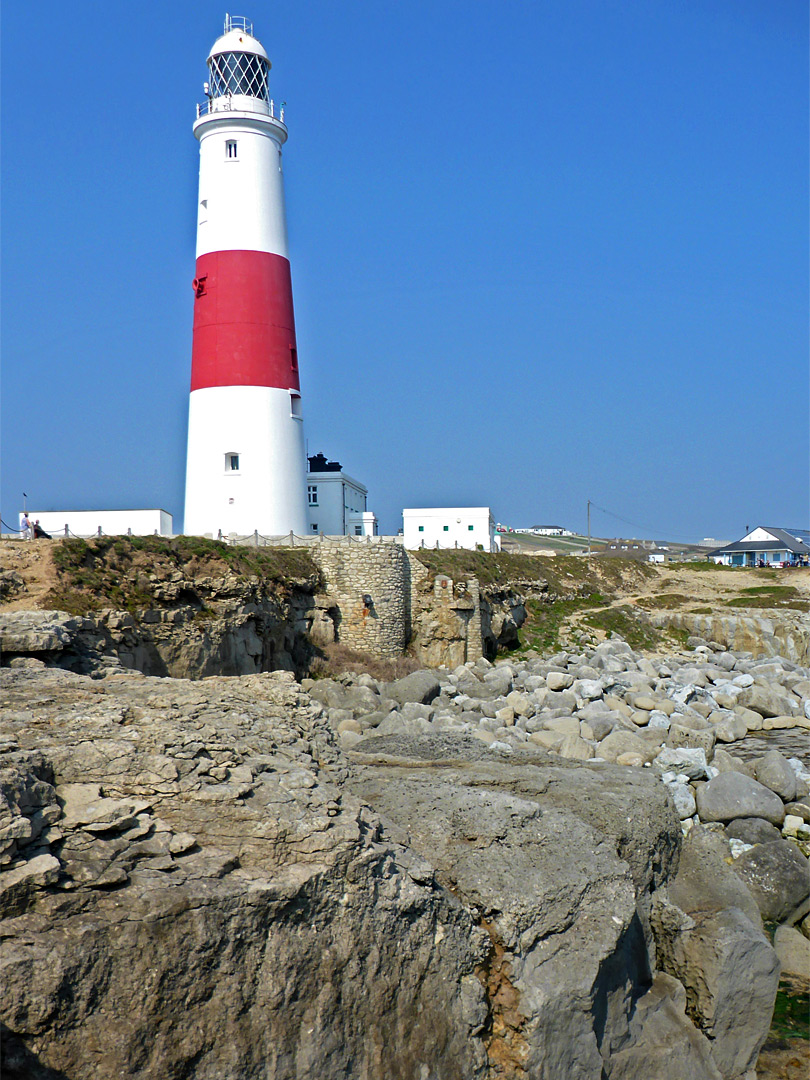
<box><xmin>402</xmin><ymin>508</ymin><xmax>500</xmax><ymax>552</ymax></box>
<box><xmin>306</xmin><ymin>454</ymin><xmax>377</xmax><ymax>536</ymax></box>
<box><xmin>708</xmin><ymin>527</ymin><xmax>810</xmax><ymax>567</ymax></box>
<box><xmin>20</xmin><ymin>509</ymin><xmax>173</xmax><ymax>538</ymax></box>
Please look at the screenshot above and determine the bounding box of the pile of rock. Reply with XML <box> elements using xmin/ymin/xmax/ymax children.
<box><xmin>1</xmin><ymin>633</ymin><xmax>808</xmax><ymax>1079</ymax></box>
<box><xmin>308</xmin><ymin>638</ymin><xmax>810</xmax><ymax>776</ymax></box>
<box><xmin>308</xmin><ymin>638</ymin><xmax>810</xmax><ymax>976</ymax></box>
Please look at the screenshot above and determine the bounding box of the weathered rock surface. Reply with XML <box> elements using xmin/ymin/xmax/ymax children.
<box><xmin>0</xmin><ymin>662</ymin><xmax>775</xmax><ymax>1080</ymax></box>
<box><xmin>2</xmin><ymin>606</ymin><xmax>808</xmax><ymax>1079</ymax></box>
<box><xmin>695</xmin><ymin>773</ymin><xmax>787</xmax><ymax>826</ymax></box>
<box><xmin>731</xmin><ymin>840</ymin><xmax>810</xmax><ymax>923</ymax></box>
<box><xmin>652</xmin><ymin>828</ymin><xmax>779</xmax><ymax>1078</ymax></box>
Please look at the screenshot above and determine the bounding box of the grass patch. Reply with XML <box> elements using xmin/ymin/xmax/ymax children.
<box><xmin>769</xmin><ymin>980</ymin><xmax>810</xmax><ymax>1040</ymax></box>
<box><xmin>668</xmin><ymin>562</ymin><xmax>769</xmax><ymax>574</ymax></box>
<box><xmin>724</xmin><ymin>586</ymin><xmax>809</xmax><ymax>611</ymax></box>
<box><xmin>44</xmin><ymin>537</ymin><xmax>321</xmax><ymax>615</ymax></box>
<box><xmin>581</xmin><ymin>605</ymin><xmax>663</xmax><ymax>650</ymax></box>
<box><xmin>517</xmin><ymin>596</ymin><xmax>604</xmax><ymax>654</ymax></box>
<box><xmin>636</xmin><ymin>593</ymin><xmax>692</xmax><ymax>610</ymax></box>
<box><xmin>688</xmin><ymin>607</ymin><xmax>714</xmax><ymax>615</ymax></box>
<box><xmin>411</xmin><ymin>550</ymin><xmax>654</xmax><ymax>597</ymax></box>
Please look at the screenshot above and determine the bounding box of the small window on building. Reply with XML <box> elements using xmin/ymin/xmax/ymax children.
<box><xmin>226</xmin><ymin>140</ymin><xmax>238</xmax><ymax>159</ymax></box>
<box><xmin>443</xmin><ymin>525</ymin><xmax>449</xmax><ymax>532</ymax></box>
<box><xmin>290</xmin><ymin>393</ymin><xmax>302</xmax><ymax>419</ymax></box>
<box><xmin>354</xmin><ymin>526</ymin><xmax>362</xmax><ymax>536</ymax></box>
<box><xmin>290</xmin><ymin>345</ymin><xmax>298</xmax><ymax>372</ymax></box>
<box><xmin>225</xmin><ymin>453</ymin><xmax>240</xmax><ymax>472</ymax></box>
<box><xmin>311</xmin><ymin>523</ymin><xmax>318</xmax><ymax>532</ymax></box>
<box><xmin>308</xmin><ymin>485</ymin><xmax>318</xmax><ymax>506</ymax></box>
<box><xmin>418</xmin><ymin>526</ymin><xmax>424</xmax><ymax>532</ymax></box>
<box><xmin>468</xmin><ymin>525</ymin><xmax>474</xmax><ymax>531</ymax></box>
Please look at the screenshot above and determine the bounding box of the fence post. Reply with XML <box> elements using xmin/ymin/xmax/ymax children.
<box><xmin>128</xmin><ymin>528</ymin><xmax>132</xmax><ymax>536</ymax></box>
<box><xmin>288</xmin><ymin>531</ymin><xmax>294</xmax><ymax>547</ymax></box>
<box><xmin>98</xmin><ymin>527</ymin><xmax>102</xmax><ymax>536</ymax></box>
<box><xmin>218</xmin><ymin>529</ymin><xmax>222</xmax><ymax>541</ymax></box>
<box><xmin>64</xmin><ymin>525</ymin><xmax>68</xmax><ymax>537</ymax></box>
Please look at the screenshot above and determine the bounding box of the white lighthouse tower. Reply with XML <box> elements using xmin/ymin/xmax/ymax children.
<box><xmin>184</xmin><ymin>15</ymin><xmax>308</xmax><ymax>537</ymax></box>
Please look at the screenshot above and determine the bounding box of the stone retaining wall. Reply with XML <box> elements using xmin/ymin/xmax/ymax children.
<box><xmin>312</xmin><ymin>543</ymin><xmax>412</xmax><ymax>657</ymax></box>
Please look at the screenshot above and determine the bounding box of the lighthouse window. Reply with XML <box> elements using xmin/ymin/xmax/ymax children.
<box><xmin>308</xmin><ymin>485</ymin><xmax>318</xmax><ymax>506</ymax></box>
<box><xmin>289</xmin><ymin>346</ymin><xmax>298</xmax><ymax>372</ymax></box>
<box><xmin>290</xmin><ymin>394</ymin><xmax>302</xmax><ymax>419</ymax></box>
<box><xmin>209</xmin><ymin>51</ymin><xmax>269</xmax><ymax>101</ymax></box>
<box><xmin>225</xmin><ymin>453</ymin><xmax>240</xmax><ymax>472</ymax></box>
<box><xmin>226</xmin><ymin>140</ymin><xmax>238</xmax><ymax>159</ymax></box>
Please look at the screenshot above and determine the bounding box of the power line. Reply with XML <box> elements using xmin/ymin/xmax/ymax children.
<box><xmin>587</xmin><ymin>500</ymin><xmax>708</xmax><ymax>545</ymax></box>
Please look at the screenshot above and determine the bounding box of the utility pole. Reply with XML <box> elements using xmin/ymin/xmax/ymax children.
<box><xmin>587</xmin><ymin>499</ymin><xmax>591</xmax><ymax>558</ymax></box>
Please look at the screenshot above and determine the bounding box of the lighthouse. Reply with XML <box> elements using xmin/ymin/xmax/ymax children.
<box><xmin>184</xmin><ymin>15</ymin><xmax>308</xmax><ymax>538</ymax></box>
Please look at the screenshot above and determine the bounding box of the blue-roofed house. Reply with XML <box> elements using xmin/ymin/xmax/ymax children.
<box><xmin>708</xmin><ymin>527</ymin><xmax>810</xmax><ymax>567</ymax></box>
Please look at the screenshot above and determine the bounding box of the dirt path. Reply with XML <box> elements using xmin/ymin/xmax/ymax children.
<box><xmin>0</xmin><ymin>538</ymin><xmax>62</xmax><ymax>611</ymax></box>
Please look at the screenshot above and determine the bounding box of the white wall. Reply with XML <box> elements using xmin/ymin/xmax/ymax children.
<box><xmin>22</xmin><ymin>510</ymin><xmax>173</xmax><ymax>537</ymax></box>
<box><xmin>346</xmin><ymin>511</ymin><xmax>378</xmax><ymax>537</ymax></box>
<box><xmin>185</xmin><ymin>385</ymin><xmax>307</xmax><ymax>537</ymax></box>
<box><xmin>402</xmin><ymin>508</ymin><xmax>499</xmax><ymax>552</ymax></box>
<box><xmin>195</xmin><ymin>116</ymin><xmax>288</xmax><ymax>259</ymax></box>
<box><xmin>742</xmin><ymin>527</ymin><xmax>778</xmax><ymax>543</ymax></box>
<box><xmin>306</xmin><ymin>472</ymin><xmax>368</xmax><ymax>535</ymax></box>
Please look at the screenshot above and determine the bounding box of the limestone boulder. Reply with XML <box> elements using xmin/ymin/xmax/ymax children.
<box><xmin>736</xmin><ymin>684</ymin><xmax>797</xmax><ymax>718</ymax></box>
<box><xmin>773</xmin><ymin>924</ymin><xmax>810</xmax><ymax>982</ymax></box>
<box><xmin>731</xmin><ymin>840</ymin><xmax>810</xmax><ymax>923</ymax></box>
<box><xmin>652</xmin><ymin>901</ymin><xmax>779</xmax><ymax>1080</ymax></box>
<box><xmin>665</xmin><ymin>827</ymin><xmax>761</xmax><ymax>929</ymax></box>
<box><xmin>604</xmin><ymin>973</ymin><xmax>722</xmax><ymax>1080</ymax></box>
<box><xmin>652</xmin><ymin>827</ymin><xmax>779</xmax><ymax>1079</ymax></box>
<box><xmin>724</xmin><ymin>818</ymin><xmax>782</xmax><ymax>846</ymax></box>
<box><xmin>597</xmin><ymin>729</ymin><xmax>659</xmax><ymax>765</ymax></box>
<box><xmin>695</xmin><ymin>773</ymin><xmax>786</xmax><ymax>826</ymax></box>
<box><xmin>753</xmin><ymin>750</ymin><xmax>798</xmax><ymax>802</ymax></box>
<box><xmin>385</xmin><ymin>670</ymin><xmax>442</xmax><ymax>706</ymax></box>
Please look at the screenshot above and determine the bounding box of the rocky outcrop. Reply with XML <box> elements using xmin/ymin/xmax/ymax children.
<box><xmin>0</xmin><ymin>666</ymin><xmax>490</xmax><ymax>1079</ymax></box>
<box><xmin>405</xmin><ymin>559</ymin><xmax>530</xmax><ymax>667</ymax></box>
<box><xmin>0</xmin><ymin>658</ymin><xmax>787</xmax><ymax>1080</ymax></box>
<box><xmin>0</xmin><ymin>595</ymin><xmax>325</xmax><ymax>679</ymax></box>
<box><xmin>0</xmin><ymin>543</ymin><xmax>535</xmax><ymax>677</ymax></box>
<box><xmin>652</xmin><ymin>611</ymin><xmax>810</xmax><ymax>666</ymax></box>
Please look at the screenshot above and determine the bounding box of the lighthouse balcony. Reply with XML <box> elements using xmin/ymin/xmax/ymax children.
<box><xmin>196</xmin><ymin>96</ymin><xmax>285</xmax><ymax>124</ymax></box>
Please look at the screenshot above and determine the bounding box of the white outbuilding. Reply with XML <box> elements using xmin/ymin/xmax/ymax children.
<box><xmin>402</xmin><ymin>508</ymin><xmax>500</xmax><ymax>552</ymax></box>
<box><xmin>306</xmin><ymin>454</ymin><xmax>377</xmax><ymax>536</ymax></box>
<box><xmin>19</xmin><ymin>509</ymin><xmax>173</xmax><ymax>538</ymax></box>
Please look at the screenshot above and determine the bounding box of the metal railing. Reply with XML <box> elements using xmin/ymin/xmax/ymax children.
<box><xmin>196</xmin><ymin>96</ymin><xmax>285</xmax><ymax>122</ymax></box>
<box><xmin>224</xmin><ymin>14</ymin><xmax>253</xmax><ymax>36</ymax></box>
<box><xmin>221</xmin><ymin>531</ymin><xmax>400</xmax><ymax>548</ymax></box>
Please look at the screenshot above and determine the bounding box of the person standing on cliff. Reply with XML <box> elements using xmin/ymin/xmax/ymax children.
<box><xmin>21</xmin><ymin>513</ymin><xmax>32</xmax><ymax>540</ymax></box>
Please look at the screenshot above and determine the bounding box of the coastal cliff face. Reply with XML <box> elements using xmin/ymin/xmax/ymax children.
<box><xmin>0</xmin><ymin>538</ymin><xmax>538</xmax><ymax>677</ymax></box>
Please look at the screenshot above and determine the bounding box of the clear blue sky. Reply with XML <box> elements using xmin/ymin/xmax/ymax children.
<box><xmin>2</xmin><ymin>0</ymin><xmax>807</xmax><ymax>541</ymax></box>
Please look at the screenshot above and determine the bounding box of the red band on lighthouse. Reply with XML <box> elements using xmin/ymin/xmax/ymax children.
<box><xmin>190</xmin><ymin>249</ymin><xmax>299</xmax><ymax>391</ymax></box>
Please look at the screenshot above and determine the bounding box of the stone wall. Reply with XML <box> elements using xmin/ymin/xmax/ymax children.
<box><xmin>312</xmin><ymin>543</ymin><xmax>412</xmax><ymax>657</ymax></box>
